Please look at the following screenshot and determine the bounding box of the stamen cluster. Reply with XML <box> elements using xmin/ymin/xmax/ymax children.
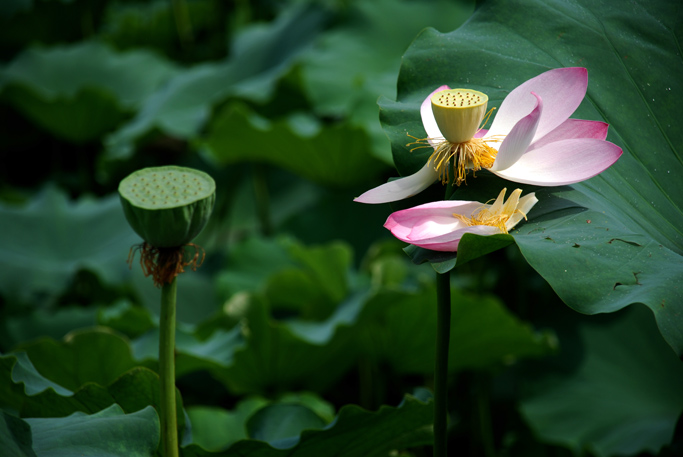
<box><xmin>429</xmin><ymin>138</ymin><xmax>498</xmax><ymax>185</ymax></box>
<box><xmin>452</xmin><ymin>188</ymin><xmax>530</xmax><ymax>234</ymax></box>
<box><xmin>127</xmin><ymin>243</ymin><xmax>205</xmax><ymax>287</ymax></box>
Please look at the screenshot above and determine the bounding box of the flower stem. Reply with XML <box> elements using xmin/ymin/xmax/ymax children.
<box><xmin>159</xmin><ymin>277</ymin><xmax>179</xmax><ymax>457</ymax></box>
<box><xmin>434</xmin><ymin>270</ymin><xmax>452</xmax><ymax>457</ymax></box>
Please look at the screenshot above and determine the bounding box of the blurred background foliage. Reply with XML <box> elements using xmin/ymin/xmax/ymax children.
<box><xmin>0</xmin><ymin>0</ymin><xmax>681</xmax><ymax>456</ymax></box>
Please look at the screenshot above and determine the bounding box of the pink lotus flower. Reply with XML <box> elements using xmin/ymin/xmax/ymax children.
<box><xmin>356</xmin><ymin>67</ymin><xmax>622</xmax><ymax>204</ymax></box>
<box><xmin>385</xmin><ymin>188</ymin><xmax>538</xmax><ymax>252</ymax></box>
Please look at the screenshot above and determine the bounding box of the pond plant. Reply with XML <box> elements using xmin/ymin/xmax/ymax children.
<box><xmin>120</xmin><ymin>166</ymin><xmax>216</xmax><ymax>457</ymax></box>
<box><xmin>356</xmin><ymin>67</ymin><xmax>623</xmax><ymax>456</ymax></box>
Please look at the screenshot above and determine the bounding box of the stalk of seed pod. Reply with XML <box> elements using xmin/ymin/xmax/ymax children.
<box><xmin>119</xmin><ymin>165</ymin><xmax>215</xmax><ymax>457</ymax></box>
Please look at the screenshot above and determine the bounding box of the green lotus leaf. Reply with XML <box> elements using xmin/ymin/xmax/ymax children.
<box><xmin>104</xmin><ymin>3</ymin><xmax>330</xmax><ymax>159</ymax></box>
<box><xmin>0</xmin><ymin>186</ymin><xmax>139</xmax><ymax>304</ymax></box>
<box><xmin>0</xmin><ymin>41</ymin><xmax>178</xmax><ymax>142</ymax></box>
<box><xmin>520</xmin><ymin>305</ymin><xmax>683</xmax><ymax>456</ymax></box>
<box><xmin>201</xmin><ymin>102</ymin><xmax>386</xmax><ymax>187</ymax></box>
<box><xmin>187</xmin><ymin>398</ymin><xmax>269</xmax><ymax>452</ymax></box>
<box><xmin>25</xmin><ymin>404</ymin><xmax>159</xmax><ymax>457</ymax></box>
<box><xmin>360</xmin><ymin>285</ymin><xmax>555</xmax><ymax>374</ymax></box>
<box><xmin>12</xmin><ymin>328</ymin><xmax>138</xmax><ymax>392</ymax></box>
<box><xmin>291</xmin><ymin>0</ymin><xmax>475</xmax><ymax>164</ymax></box>
<box><xmin>181</xmin><ymin>393</ymin><xmax>432</xmax><ymax>457</ymax></box>
<box><xmin>0</xmin><ymin>410</ymin><xmax>35</xmax><ymax>457</ymax></box>
<box><xmin>0</xmin><ymin>344</ymin><xmax>186</xmax><ymax>437</ymax></box>
<box><xmin>379</xmin><ymin>0</ymin><xmax>683</xmax><ymax>354</ymax></box>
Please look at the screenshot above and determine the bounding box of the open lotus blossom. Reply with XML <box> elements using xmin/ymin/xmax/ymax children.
<box><xmin>385</xmin><ymin>188</ymin><xmax>538</xmax><ymax>252</ymax></box>
<box><xmin>355</xmin><ymin>67</ymin><xmax>622</xmax><ymax>204</ymax></box>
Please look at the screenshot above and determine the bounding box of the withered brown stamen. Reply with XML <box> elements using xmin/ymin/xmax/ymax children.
<box><xmin>127</xmin><ymin>242</ymin><xmax>206</xmax><ymax>287</ymax></box>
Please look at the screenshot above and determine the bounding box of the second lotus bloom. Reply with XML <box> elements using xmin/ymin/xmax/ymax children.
<box><xmin>356</xmin><ymin>67</ymin><xmax>622</xmax><ymax>204</ymax></box>
<box><xmin>384</xmin><ymin>188</ymin><xmax>538</xmax><ymax>252</ymax></box>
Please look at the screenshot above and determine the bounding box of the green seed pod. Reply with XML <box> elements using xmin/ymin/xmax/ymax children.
<box><xmin>118</xmin><ymin>166</ymin><xmax>216</xmax><ymax>248</ymax></box>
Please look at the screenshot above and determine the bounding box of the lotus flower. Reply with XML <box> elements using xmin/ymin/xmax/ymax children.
<box><xmin>356</xmin><ymin>67</ymin><xmax>622</xmax><ymax>204</ymax></box>
<box><xmin>385</xmin><ymin>188</ymin><xmax>538</xmax><ymax>252</ymax></box>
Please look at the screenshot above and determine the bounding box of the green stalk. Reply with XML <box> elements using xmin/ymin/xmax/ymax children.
<box><xmin>159</xmin><ymin>277</ymin><xmax>179</xmax><ymax>457</ymax></box>
<box><xmin>434</xmin><ymin>270</ymin><xmax>452</xmax><ymax>457</ymax></box>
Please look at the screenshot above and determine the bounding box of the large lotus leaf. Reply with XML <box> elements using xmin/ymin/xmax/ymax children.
<box><xmin>99</xmin><ymin>0</ymin><xmax>224</xmax><ymax>61</ymax></box>
<box><xmin>0</xmin><ymin>41</ymin><xmax>178</xmax><ymax>142</ymax></box>
<box><xmin>201</xmin><ymin>102</ymin><xmax>386</xmax><ymax>187</ymax></box>
<box><xmin>360</xmin><ymin>285</ymin><xmax>555</xmax><ymax>373</ymax></box>
<box><xmin>246</xmin><ymin>404</ymin><xmax>326</xmax><ymax>447</ymax></box>
<box><xmin>104</xmin><ymin>3</ymin><xmax>329</xmax><ymax>159</ymax></box>
<box><xmin>0</xmin><ymin>41</ymin><xmax>177</xmax><ymax>107</ymax></box>
<box><xmin>207</xmin><ymin>292</ymin><xmax>365</xmax><ymax>394</ymax></box>
<box><xmin>187</xmin><ymin>398</ymin><xmax>269</xmax><ymax>452</ymax></box>
<box><xmin>378</xmin><ymin>0</ymin><xmax>683</xmax><ymax>354</ymax></box>
<box><xmin>131</xmin><ymin>325</ymin><xmax>244</xmax><ymax>379</ymax></box>
<box><xmin>0</xmin><ymin>351</ymin><xmax>186</xmax><ymax>436</ymax></box>
<box><xmin>181</xmin><ymin>393</ymin><xmax>433</xmax><ymax>457</ymax></box>
<box><xmin>2</xmin><ymin>307</ymin><xmax>98</xmax><ymax>350</ymax></box>
<box><xmin>24</xmin><ymin>404</ymin><xmax>159</xmax><ymax>457</ymax></box>
<box><xmin>0</xmin><ymin>410</ymin><xmax>35</xmax><ymax>457</ymax></box>
<box><xmin>188</xmin><ymin>394</ymin><xmax>334</xmax><ymax>451</ymax></box>
<box><xmin>520</xmin><ymin>305</ymin><xmax>683</xmax><ymax>457</ymax></box>
<box><xmin>0</xmin><ymin>186</ymin><xmax>138</xmax><ymax>304</ymax></box>
<box><xmin>281</xmin><ymin>238</ymin><xmax>351</xmax><ymax>306</ymax></box>
<box><xmin>298</xmin><ymin>0</ymin><xmax>474</xmax><ymax>163</ymax></box>
<box><xmin>215</xmin><ymin>236</ymin><xmax>351</xmax><ymax>312</ymax></box>
<box><xmin>12</xmin><ymin>328</ymin><xmax>138</xmax><ymax>392</ymax></box>
<box><xmin>97</xmin><ymin>300</ymin><xmax>156</xmax><ymax>339</ymax></box>
<box><xmin>276</xmin><ymin>392</ymin><xmax>335</xmax><ymax>424</ymax></box>
<box><xmin>214</xmin><ymin>236</ymin><xmax>296</xmax><ymax>300</ymax></box>
<box><xmin>0</xmin><ymin>352</ymin><xmax>72</xmax><ymax>413</ymax></box>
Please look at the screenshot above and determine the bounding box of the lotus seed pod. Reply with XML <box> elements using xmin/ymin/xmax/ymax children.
<box><xmin>118</xmin><ymin>166</ymin><xmax>216</xmax><ymax>248</ymax></box>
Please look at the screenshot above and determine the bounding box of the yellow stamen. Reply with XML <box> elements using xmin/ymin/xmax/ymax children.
<box><xmin>407</xmin><ymin>131</ymin><xmax>502</xmax><ymax>186</ymax></box>
<box><xmin>452</xmin><ymin>188</ymin><xmax>529</xmax><ymax>234</ymax></box>
<box><xmin>429</xmin><ymin>137</ymin><xmax>500</xmax><ymax>186</ymax></box>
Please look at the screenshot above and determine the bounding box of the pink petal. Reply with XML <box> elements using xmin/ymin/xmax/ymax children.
<box><xmin>385</xmin><ymin>200</ymin><xmax>482</xmax><ymax>238</ymax></box>
<box><xmin>421</xmin><ymin>85</ymin><xmax>450</xmax><ymax>146</ymax></box>
<box><xmin>354</xmin><ymin>162</ymin><xmax>438</xmax><ymax>204</ymax></box>
<box><xmin>384</xmin><ymin>201</ymin><xmax>499</xmax><ymax>252</ymax></box>
<box><xmin>491</xmin><ymin>138</ymin><xmax>623</xmax><ymax>186</ymax></box>
<box><xmin>490</xmin><ymin>92</ymin><xmax>542</xmax><ymax>171</ymax></box>
<box><xmin>406</xmin><ymin>204</ymin><xmax>482</xmax><ymax>240</ymax></box>
<box><xmin>411</xmin><ymin>226</ymin><xmax>500</xmax><ymax>252</ymax></box>
<box><xmin>488</xmin><ymin>67</ymin><xmax>587</xmax><ymax>142</ymax></box>
<box><xmin>529</xmin><ymin>119</ymin><xmax>608</xmax><ymax>151</ymax></box>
